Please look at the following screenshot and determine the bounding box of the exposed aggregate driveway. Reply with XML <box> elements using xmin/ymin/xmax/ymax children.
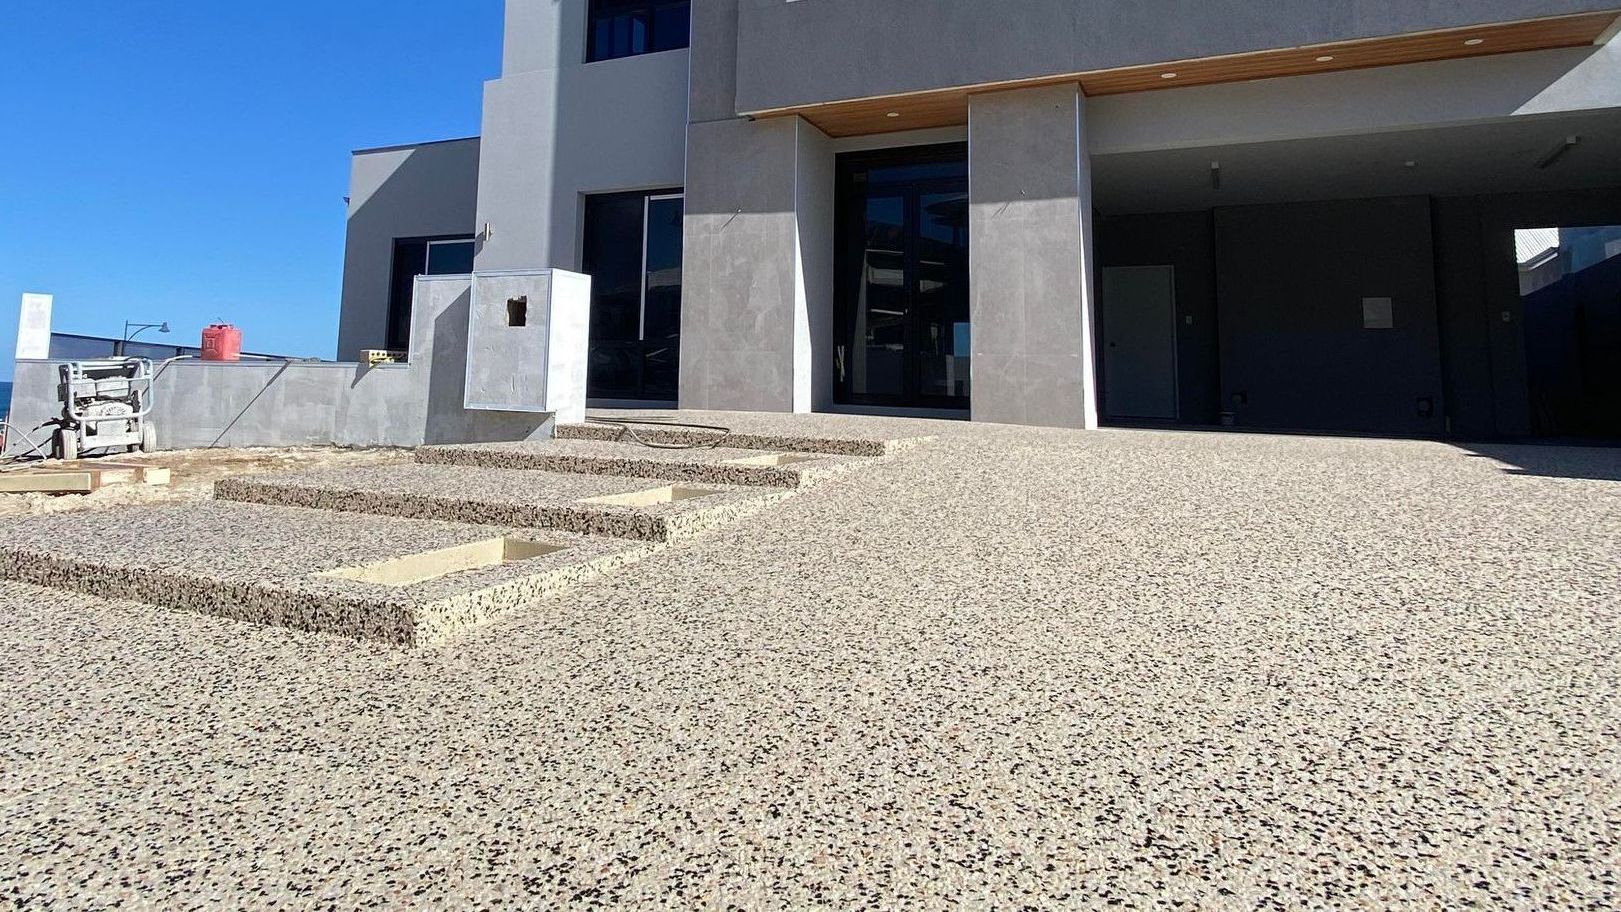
<box><xmin>2</xmin><ymin>423</ymin><xmax>1618</xmax><ymax>909</ymax></box>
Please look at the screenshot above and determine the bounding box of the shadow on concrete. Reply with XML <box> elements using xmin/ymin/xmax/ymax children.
<box><xmin>338</xmin><ymin>138</ymin><xmax>481</xmax><ymax>361</ymax></box>
<box><xmin>1103</xmin><ymin>419</ymin><xmax>1621</xmax><ymax>480</ymax></box>
<box><xmin>1458</xmin><ymin>441</ymin><xmax>1621</xmax><ymax>481</ymax></box>
<box><xmin>424</xmin><ymin>287</ymin><xmax>553</xmax><ymax>446</ymax></box>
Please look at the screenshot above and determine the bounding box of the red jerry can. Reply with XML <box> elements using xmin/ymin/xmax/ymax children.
<box><xmin>201</xmin><ymin>324</ymin><xmax>243</xmax><ymax>362</ymax></box>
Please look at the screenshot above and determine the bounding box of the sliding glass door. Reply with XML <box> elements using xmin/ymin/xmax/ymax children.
<box><xmin>582</xmin><ymin>189</ymin><xmax>684</xmax><ymax>402</ymax></box>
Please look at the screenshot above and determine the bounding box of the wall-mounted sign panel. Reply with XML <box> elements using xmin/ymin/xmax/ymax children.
<box><xmin>1362</xmin><ymin>297</ymin><xmax>1395</xmax><ymax>330</ymax></box>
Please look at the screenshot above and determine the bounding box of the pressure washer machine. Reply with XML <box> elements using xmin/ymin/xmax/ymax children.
<box><xmin>52</xmin><ymin>358</ymin><xmax>158</xmax><ymax>460</ymax></box>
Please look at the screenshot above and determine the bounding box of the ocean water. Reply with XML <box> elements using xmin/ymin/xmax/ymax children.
<box><xmin>0</xmin><ymin>381</ymin><xmax>12</xmax><ymax>423</ymax></box>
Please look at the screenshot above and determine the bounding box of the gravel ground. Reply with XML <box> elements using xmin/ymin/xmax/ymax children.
<box><xmin>0</xmin><ymin>446</ymin><xmax>412</xmax><ymax>518</ymax></box>
<box><xmin>214</xmin><ymin>461</ymin><xmax>787</xmax><ymax>542</ymax></box>
<box><xmin>1</xmin><ymin>422</ymin><xmax>1618</xmax><ymax>908</ymax></box>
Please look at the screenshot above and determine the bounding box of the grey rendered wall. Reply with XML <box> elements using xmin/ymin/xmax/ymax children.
<box><xmin>5</xmin><ymin>276</ymin><xmax>553</xmax><ymax>454</ymax></box>
<box><xmin>1215</xmin><ymin>196</ymin><xmax>1445</xmax><ymax>436</ymax></box>
<box><xmin>412</xmin><ymin>277</ymin><xmax>559</xmax><ymax>445</ymax></box>
<box><xmin>689</xmin><ymin>0</ymin><xmax>741</xmax><ymax>124</ymax></box>
<box><xmin>733</xmin><ymin>0</ymin><xmax>1619</xmax><ymax>114</ymax></box>
<box><xmin>678</xmin><ymin>117</ymin><xmax>801</xmax><ymax>411</ymax></box>
<box><xmin>1096</xmin><ymin>211</ymin><xmax>1220</xmax><ymax>424</ymax></box>
<box><xmin>475</xmin><ymin>0</ymin><xmax>688</xmax><ymax>274</ymax></box>
<box><xmin>967</xmin><ymin>84</ymin><xmax>1099</xmax><ymax>429</ymax></box>
<box><xmin>2</xmin><ymin>359</ymin><xmax>423</xmax><ymax>453</ymax></box>
<box><xmin>337</xmin><ymin>137</ymin><xmax>481</xmax><ymax>360</ymax></box>
<box><xmin>3</xmin><ymin>360</ymin><xmax>71</xmax><ymax>454</ymax></box>
<box><xmin>678</xmin><ymin>1</ymin><xmax>835</xmax><ymax>412</ymax></box>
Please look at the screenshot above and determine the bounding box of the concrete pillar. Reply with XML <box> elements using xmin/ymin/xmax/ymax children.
<box><xmin>474</xmin><ymin>67</ymin><xmax>562</xmax><ymax>272</ymax></box>
<box><xmin>968</xmin><ymin>83</ymin><xmax>1100</xmax><ymax>429</ymax></box>
<box><xmin>679</xmin><ymin>115</ymin><xmax>834</xmax><ymax>412</ymax></box>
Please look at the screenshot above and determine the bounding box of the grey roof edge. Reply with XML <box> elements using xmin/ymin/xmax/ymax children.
<box><xmin>351</xmin><ymin>135</ymin><xmax>482</xmax><ymax>156</ymax></box>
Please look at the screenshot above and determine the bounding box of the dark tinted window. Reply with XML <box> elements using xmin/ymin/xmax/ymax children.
<box><xmin>582</xmin><ymin>193</ymin><xmax>646</xmax><ymax>344</ymax></box>
<box><xmin>581</xmin><ymin>189</ymin><xmax>684</xmax><ymax>401</ymax></box>
<box><xmin>425</xmin><ymin>239</ymin><xmax>475</xmax><ymax>275</ymax></box>
<box><xmin>587</xmin><ymin>0</ymin><xmax>688</xmax><ymax>62</ymax></box>
<box><xmin>386</xmin><ymin>240</ymin><xmax>429</xmax><ymax>352</ymax></box>
<box><xmin>642</xmin><ymin>195</ymin><xmax>684</xmax><ymax>340</ymax></box>
<box><xmin>385</xmin><ymin>234</ymin><xmax>475</xmax><ymax>353</ymax></box>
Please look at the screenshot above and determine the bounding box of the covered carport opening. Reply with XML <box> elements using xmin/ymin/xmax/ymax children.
<box><xmin>1089</xmin><ymin>109</ymin><xmax>1621</xmax><ymax>442</ymax></box>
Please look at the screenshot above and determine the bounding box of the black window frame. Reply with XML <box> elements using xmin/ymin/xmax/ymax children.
<box><xmin>581</xmin><ymin>188</ymin><xmax>685</xmax><ymax>403</ymax></box>
<box><xmin>384</xmin><ymin>233</ymin><xmax>476</xmax><ymax>354</ymax></box>
<box><xmin>585</xmin><ymin>0</ymin><xmax>690</xmax><ymax>63</ymax></box>
<box><xmin>833</xmin><ymin>144</ymin><xmax>971</xmax><ymax>411</ymax></box>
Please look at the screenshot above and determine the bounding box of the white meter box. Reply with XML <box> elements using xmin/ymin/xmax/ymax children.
<box><xmin>463</xmin><ymin>269</ymin><xmax>592</xmax><ymax>424</ymax></box>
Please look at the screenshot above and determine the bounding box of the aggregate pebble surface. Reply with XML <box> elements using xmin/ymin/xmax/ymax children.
<box><xmin>0</xmin><ymin>501</ymin><xmax>652</xmax><ymax>645</ymax></box>
<box><xmin>215</xmin><ymin>462</ymin><xmax>786</xmax><ymax>542</ymax></box>
<box><xmin>2</xmin><ymin>421</ymin><xmax>1619</xmax><ymax>908</ymax></box>
<box><xmin>417</xmin><ymin>437</ymin><xmax>873</xmax><ymax>488</ymax></box>
<box><xmin>562</xmin><ymin>409</ymin><xmax>948</xmax><ymax>456</ymax></box>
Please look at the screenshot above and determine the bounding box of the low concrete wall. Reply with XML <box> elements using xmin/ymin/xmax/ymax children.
<box><xmin>4</xmin><ymin>276</ymin><xmax>554</xmax><ymax>455</ymax></box>
<box><xmin>6</xmin><ymin>359</ymin><xmax>408</xmax><ymax>452</ymax></box>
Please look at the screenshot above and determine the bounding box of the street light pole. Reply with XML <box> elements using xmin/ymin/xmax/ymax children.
<box><xmin>118</xmin><ymin>320</ymin><xmax>170</xmax><ymax>356</ymax></box>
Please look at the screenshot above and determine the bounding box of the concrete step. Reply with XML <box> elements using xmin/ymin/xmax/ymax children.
<box><xmin>0</xmin><ymin>501</ymin><xmax>651</xmax><ymax>647</ymax></box>
<box><xmin>415</xmin><ymin>438</ymin><xmax>869</xmax><ymax>489</ymax></box>
<box><xmin>215</xmin><ymin>462</ymin><xmax>785</xmax><ymax>542</ymax></box>
<box><xmin>558</xmin><ymin>412</ymin><xmax>942</xmax><ymax>457</ymax></box>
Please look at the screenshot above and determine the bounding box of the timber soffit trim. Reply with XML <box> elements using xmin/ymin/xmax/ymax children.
<box><xmin>748</xmin><ymin>10</ymin><xmax>1621</xmax><ymax>138</ymax></box>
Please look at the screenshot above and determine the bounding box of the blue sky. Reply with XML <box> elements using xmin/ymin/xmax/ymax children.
<box><xmin>0</xmin><ymin>1</ymin><xmax>504</xmax><ymax>379</ymax></box>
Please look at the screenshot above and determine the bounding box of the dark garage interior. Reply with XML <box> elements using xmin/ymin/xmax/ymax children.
<box><xmin>1092</xmin><ymin>112</ymin><xmax>1621</xmax><ymax>443</ymax></box>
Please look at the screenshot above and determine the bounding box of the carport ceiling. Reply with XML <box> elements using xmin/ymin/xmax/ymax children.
<box><xmin>1090</xmin><ymin>109</ymin><xmax>1621</xmax><ymax>214</ymax></box>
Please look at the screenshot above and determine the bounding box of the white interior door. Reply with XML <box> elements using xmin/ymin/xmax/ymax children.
<box><xmin>1102</xmin><ymin>265</ymin><xmax>1179</xmax><ymax>420</ymax></box>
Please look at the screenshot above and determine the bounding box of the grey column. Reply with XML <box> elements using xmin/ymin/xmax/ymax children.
<box><xmin>678</xmin><ymin>115</ymin><xmax>834</xmax><ymax>412</ymax></box>
<box><xmin>968</xmin><ymin>83</ymin><xmax>1100</xmax><ymax>429</ymax></box>
<box><xmin>679</xmin><ymin>1</ymin><xmax>833</xmax><ymax>412</ymax></box>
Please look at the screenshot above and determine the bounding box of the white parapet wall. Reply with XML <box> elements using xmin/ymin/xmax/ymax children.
<box><xmin>4</xmin><ymin>275</ymin><xmax>580</xmax><ymax>455</ymax></box>
<box><xmin>463</xmin><ymin>268</ymin><xmax>592</xmax><ymax>424</ymax></box>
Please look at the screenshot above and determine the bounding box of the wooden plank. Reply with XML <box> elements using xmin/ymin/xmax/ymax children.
<box><xmin>0</xmin><ymin>472</ymin><xmax>99</xmax><ymax>494</ymax></box>
<box><xmin>136</xmin><ymin>466</ymin><xmax>172</xmax><ymax>486</ymax></box>
<box><xmin>85</xmin><ymin>462</ymin><xmax>173</xmax><ymax>486</ymax></box>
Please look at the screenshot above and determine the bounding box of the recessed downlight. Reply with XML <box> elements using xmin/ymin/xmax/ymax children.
<box><xmin>1315</xmin><ymin>55</ymin><xmax>1336</xmax><ymax>62</ymax></box>
<box><xmin>1464</xmin><ymin>38</ymin><xmax>1486</xmax><ymax>46</ymax></box>
<box><xmin>886</xmin><ymin>112</ymin><xmax>900</xmax><ymax>118</ymax></box>
<box><xmin>1161</xmin><ymin>72</ymin><xmax>1178</xmax><ymax>79</ymax></box>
